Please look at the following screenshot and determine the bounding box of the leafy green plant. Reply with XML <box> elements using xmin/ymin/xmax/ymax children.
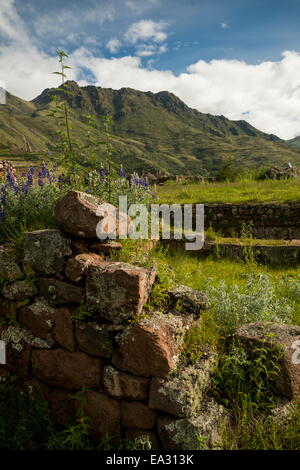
<box><xmin>180</xmin><ymin>312</ymin><xmax>222</xmax><ymax>364</ymax></box>
<box><xmin>212</xmin><ymin>340</ymin><xmax>283</xmax><ymax>412</ymax></box>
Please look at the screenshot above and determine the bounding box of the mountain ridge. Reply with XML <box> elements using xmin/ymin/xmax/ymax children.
<box><xmin>1</xmin><ymin>80</ymin><xmax>300</xmax><ymax>174</ymax></box>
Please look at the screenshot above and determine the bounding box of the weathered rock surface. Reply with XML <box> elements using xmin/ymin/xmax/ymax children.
<box><xmin>65</xmin><ymin>253</ymin><xmax>103</xmax><ymax>282</ymax></box>
<box><xmin>168</xmin><ymin>284</ymin><xmax>210</xmax><ymax>315</ymax></box>
<box><xmin>31</xmin><ymin>349</ymin><xmax>104</xmax><ymax>389</ymax></box>
<box><xmin>235</xmin><ymin>322</ymin><xmax>300</xmax><ymax>401</ymax></box>
<box><xmin>75</xmin><ymin>321</ymin><xmax>114</xmax><ymax>358</ymax></box>
<box><xmin>112</xmin><ymin>313</ymin><xmax>189</xmax><ymax>377</ymax></box>
<box><xmin>81</xmin><ymin>391</ymin><xmax>121</xmax><ymax>441</ymax></box>
<box><xmin>55</xmin><ymin>190</ymin><xmax>104</xmax><ymax>238</ymax></box>
<box><xmin>0</xmin><ymin>246</ymin><xmax>22</xmax><ymax>281</ymax></box>
<box><xmin>86</xmin><ymin>261</ymin><xmax>156</xmax><ymax>323</ymax></box>
<box><xmin>121</xmin><ymin>401</ymin><xmax>156</xmax><ymax>429</ymax></box>
<box><xmin>149</xmin><ymin>354</ymin><xmax>217</xmax><ymax>417</ymax></box>
<box><xmin>53</xmin><ymin>307</ymin><xmax>76</xmax><ymax>352</ymax></box>
<box><xmin>39</xmin><ymin>278</ymin><xmax>84</xmax><ymax>305</ymax></box>
<box><xmin>0</xmin><ymin>326</ymin><xmax>32</xmax><ymax>377</ymax></box>
<box><xmin>157</xmin><ymin>399</ymin><xmax>229</xmax><ymax>450</ymax></box>
<box><xmin>103</xmin><ymin>365</ymin><xmax>149</xmax><ymax>400</ymax></box>
<box><xmin>2</xmin><ymin>280</ymin><xmax>37</xmax><ymax>301</ymax></box>
<box><xmin>18</xmin><ymin>299</ymin><xmax>56</xmax><ymax>339</ymax></box>
<box><xmin>23</xmin><ymin>229</ymin><xmax>71</xmax><ymax>274</ymax></box>
<box><xmin>0</xmin><ymin>325</ymin><xmax>52</xmax><ymax>377</ymax></box>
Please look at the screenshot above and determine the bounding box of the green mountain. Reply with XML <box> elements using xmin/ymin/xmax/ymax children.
<box><xmin>1</xmin><ymin>80</ymin><xmax>300</xmax><ymax>174</ymax></box>
<box><xmin>287</xmin><ymin>136</ymin><xmax>300</xmax><ymax>151</ymax></box>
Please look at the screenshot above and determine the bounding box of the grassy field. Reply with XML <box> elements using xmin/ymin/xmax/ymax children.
<box><xmin>157</xmin><ymin>179</ymin><xmax>300</xmax><ymax>204</ymax></box>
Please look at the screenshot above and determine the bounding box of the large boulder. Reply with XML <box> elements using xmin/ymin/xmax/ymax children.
<box><xmin>55</xmin><ymin>190</ymin><xmax>103</xmax><ymax>238</ymax></box>
<box><xmin>112</xmin><ymin>313</ymin><xmax>191</xmax><ymax>377</ymax></box>
<box><xmin>54</xmin><ymin>190</ymin><xmax>131</xmax><ymax>239</ymax></box>
<box><xmin>235</xmin><ymin>322</ymin><xmax>300</xmax><ymax>402</ymax></box>
<box><xmin>23</xmin><ymin>229</ymin><xmax>71</xmax><ymax>275</ymax></box>
<box><xmin>31</xmin><ymin>349</ymin><xmax>104</xmax><ymax>389</ymax></box>
<box><xmin>149</xmin><ymin>354</ymin><xmax>217</xmax><ymax>417</ymax></box>
<box><xmin>85</xmin><ymin>261</ymin><xmax>156</xmax><ymax>323</ymax></box>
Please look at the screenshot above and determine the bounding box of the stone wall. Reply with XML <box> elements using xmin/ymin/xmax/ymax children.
<box><xmin>201</xmin><ymin>203</ymin><xmax>300</xmax><ymax>239</ymax></box>
<box><xmin>165</xmin><ymin>240</ymin><xmax>300</xmax><ymax>267</ymax></box>
<box><xmin>1</xmin><ymin>190</ymin><xmax>300</xmax><ymax>450</ymax></box>
<box><xmin>0</xmin><ymin>227</ymin><xmax>227</xmax><ymax>450</ymax></box>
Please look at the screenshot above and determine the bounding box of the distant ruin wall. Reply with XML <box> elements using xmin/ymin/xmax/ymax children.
<box><xmin>201</xmin><ymin>203</ymin><xmax>300</xmax><ymax>239</ymax></box>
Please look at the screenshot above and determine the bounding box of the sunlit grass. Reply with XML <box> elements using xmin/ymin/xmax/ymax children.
<box><xmin>157</xmin><ymin>179</ymin><xmax>300</xmax><ymax>204</ymax></box>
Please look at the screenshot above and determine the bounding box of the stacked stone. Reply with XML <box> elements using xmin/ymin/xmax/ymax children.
<box><xmin>0</xmin><ymin>191</ymin><xmax>226</xmax><ymax>450</ymax></box>
<box><xmin>202</xmin><ymin>202</ymin><xmax>300</xmax><ymax>239</ymax></box>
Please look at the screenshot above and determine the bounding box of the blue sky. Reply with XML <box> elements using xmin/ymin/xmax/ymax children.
<box><xmin>1</xmin><ymin>0</ymin><xmax>300</xmax><ymax>138</ymax></box>
<box><xmin>13</xmin><ymin>0</ymin><xmax>300</xmax><ymax>71</ymax></box>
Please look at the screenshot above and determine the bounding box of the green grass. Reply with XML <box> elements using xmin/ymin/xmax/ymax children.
<box><xmin>157</xmin><ymin>179</ymin><xmax>300</xmax><ymax>204</ymax></box>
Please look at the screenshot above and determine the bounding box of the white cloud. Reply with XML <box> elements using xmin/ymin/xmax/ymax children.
<box><xmin>135</xmin><ymin>42</ymin><xmax>167</xmax><ymax>56</ymax></box>
<box><xmin>221</xmin><ymin>22</ymin><xmax>228</xmax><ymax>29</ymax></box>
<box><xmin>124</xmin><ymin>19</ymin><xmax>168</xmax><ymax>44</ymax></box>
<box><xmin>33</xmin><ymin>4</ymin><xmax>115</xmax><ymax>38</ymax></box>
<box><xmin>71</xmin><ymin>49</ymin><xmax>300</xmax><ymax>139</ymax></box>
<box><xmin>0</xmin><ymin>0</ymin><xmax>29</xmax><ymax>43</ymax></box>
<box><xmin>106</xmin><ymin>38</ymin><xmax>121</xmax><ymax>54</ymax></box>
<box><xmin>2</xmin><ymin>2</ymin><xmax>300</xmax><ymax>139</ymax></box>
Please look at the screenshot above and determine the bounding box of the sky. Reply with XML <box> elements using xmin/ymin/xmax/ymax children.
<box><xmin>1</xmin><ymin>0</ymin><xmax>300</xmax><ymax>139</ymax></box>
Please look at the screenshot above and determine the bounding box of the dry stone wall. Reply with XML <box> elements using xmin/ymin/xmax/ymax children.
<box><xmin>0</xmin><ymin>225</ymin><xmax>226</xmax><ymax>450</ymax></box>
<box><xmin>201</xmin><ymin>203</ymin><xmax>300</xmax><ymax>239</ymax></box>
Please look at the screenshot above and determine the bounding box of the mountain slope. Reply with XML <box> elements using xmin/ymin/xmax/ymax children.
<box><xmin>1</xmin><ymin>81</ymin><xmax>300</xmax><ymax>174</ymax></box>
<box><xmin>288</xmin><ymin>136</ymin><xmax>300</xmax><ymax>151</ymax></box>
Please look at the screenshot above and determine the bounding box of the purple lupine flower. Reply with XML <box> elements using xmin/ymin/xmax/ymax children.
<box><xmin>132</xmin><ymin>176</ymin><xmax>140</xmax><ymax>185</ymax></box>
<box><xmin>1</xmin><ymin>194</ymin><xmax>6</xmax><ymax>205</ymax></box>
<box><xmin>22</xmin><ymin>172</ymin><xmax>26</xmax><ymax>177</ymax></box>
<box><xmin>38</xmin><ymin>178</ymin><xmax>44</xmax><ymax>188</ymax></box>
<box><xmin>0</xmin><ymin>209</ymin><xmax>5</xmax><ymax>220</ymax></box>
<box><xmin>119</xmin><ymin>169</ymin><xmax>126</xmax><ymax>178</ymax></box>
<box><xmin>41</xmin><ymin>163</ymin><xmax>49</xmax><ymax>178</ymax></box>
<box><xmin>27</xmin><ymin>174</ymin><xmax>33</xmax><ymax>186</ymax></box>
<box><xmin>22</xmin><ymin>183</ymin><xmax>28</xmax><ymax>195</ymax></box>
<box><xmin>48</xmin><ymin>175</ymin><xmax>56</xmax><ymax>183</ymax></box>
<box><xmin>7</xmin><ymin>169</ymin><xmax>15</xmax><ymax>187</ymax></box>
<box><xmin>99</xmin><ymin>169</ymin><xmax>107</xmax><ymax>178</ymax></box>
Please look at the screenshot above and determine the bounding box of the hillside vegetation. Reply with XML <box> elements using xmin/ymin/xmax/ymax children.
<box><xmin>1</xmin><ymin>81</ymin><xmax>300</xmax><ymax>174</ymax></box>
